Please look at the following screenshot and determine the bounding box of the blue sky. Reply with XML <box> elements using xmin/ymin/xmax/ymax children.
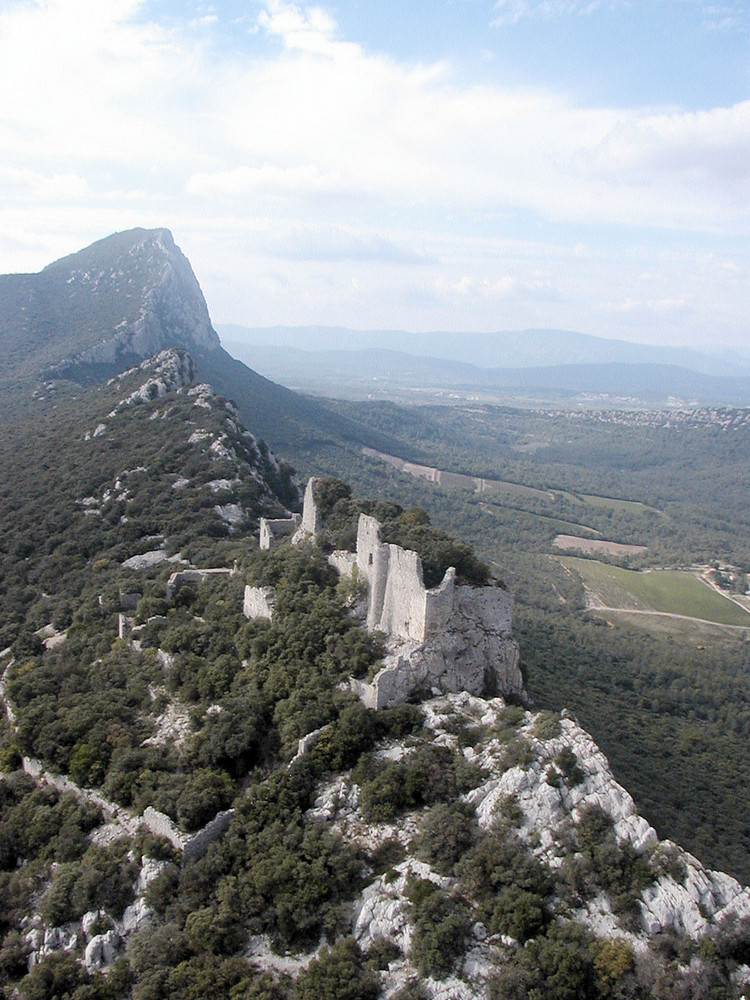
<box><xmin>1</xmin><ymin>0</ymin><xmax>749</xmax><ymax>348</ymax></box>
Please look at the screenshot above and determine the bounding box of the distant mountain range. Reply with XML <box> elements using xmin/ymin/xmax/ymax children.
<box><xmin>220</xmin><ymin>324</ymin><xmax>750</xmax><ymax>378</ymax></box>
<box><xmin>3</xmin><ymin>227</ymin><xmax>748</xmax><ymax>438</ymax></box>
<box><xmin>222</xmin><ymin>331</ymin><xmax>750</xmax><ymax>408</ymax></box>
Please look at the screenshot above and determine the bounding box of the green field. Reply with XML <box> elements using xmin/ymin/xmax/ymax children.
<box><xmin>480</xmin><ymin>501</ymin><xmax>601</xmax><ymax>538</ymax></box>
<box><xmin>578</xmin><ymin>493</ymin><xmax>663</xmax><ymax>516</ymax></box>
<box><xmin>562</xmin><ymin>557</ymin><xmax>750</xmax><ymax>627</ymax></box>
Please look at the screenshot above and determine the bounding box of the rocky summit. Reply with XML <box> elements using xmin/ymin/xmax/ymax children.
<box><xmin>0</xmin><ymin>228</ymin><xmax>219</xmax><ymax>384</ymax></box>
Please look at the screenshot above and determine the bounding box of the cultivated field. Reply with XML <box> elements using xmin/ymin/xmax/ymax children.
<box><xmin>553</xmin><ymin>534</ymin><xmax>647</xmax><ymax>557</ymax></box>
<box><xmin>561</xmin><ymin>557</ymin><xmax>750</xmax><ymax>627</ymax></box>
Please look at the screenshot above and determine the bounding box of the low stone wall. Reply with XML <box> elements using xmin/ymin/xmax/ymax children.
<box><xmin>166</xmin><ymin>568</ymin><xmax>233</xmax><ymax>600</ymax></box>
<box><xmin>22</xmin><ymin>757</ymin><xmax>140</xmax><ymax>837</ymax></box>
<box><xmin>141</xmin><ymin>805</ymin><xmax>235</xmax><ymax>864</ymax></box>
<box><xmin>142</xmin><ymin>806</ymin><xmax>188</xmax><ymax>850</ymax></box>
<box><xmin>20</xmin><ymin>759</ymin><xmax>233</xmax><ymax>864</ymax></box>
<box><xmin>259</xmin><ymin>514</ymin><xmax>301</xmax><ymax>550</ymax></box>
<box><xmin>183</xmin><ymin>809</ymin><xmax>234</xmax><ymax>864</ymax></box>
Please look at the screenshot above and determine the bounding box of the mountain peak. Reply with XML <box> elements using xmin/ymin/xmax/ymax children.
<box><xmin>0</xmin><ymin>227</ymin><xmax>220</xmax><ymax>386</ymax></box>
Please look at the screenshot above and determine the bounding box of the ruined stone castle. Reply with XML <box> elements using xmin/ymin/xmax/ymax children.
<box><xmin>247</xmin><ymin>479</ymin><xmax>525</xmax><ymax>709</ymax></box>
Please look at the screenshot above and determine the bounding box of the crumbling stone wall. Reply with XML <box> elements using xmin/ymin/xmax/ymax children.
<box><xmin>259</xmin><ymin>514</ymin><xmax>301</xmax><ymax>550</ymax></box>
<box><xmin>142</xmin><ymin>806</ymin><xmax>235</xmax><ymax>864</ymax></box>
<box><xmin>300</xmin><ymin>477</ymin><xmax>322</xmax><ymax>535</ymax></box>
<box><xmin>182</xmin><ymin>809</ymin><xmax>234</xmax><ymax>864</ymax></box>
<box><xmin>165</xmin><ymin>567</ymin><xmax>233</xmax><ymax>600</ymax></box>
<box><xmin>355</xmin><ymin>514</ymin><xmax>456</xmax><ymax>642</ymax></box>
<box><xmin>247</xmin><ymin>477</ymin><xmax>526</xmax><ymax>709</ymax></box>
<box><xmin>346</xmin><ymin>512</ymin><xmax>522</xmax><ymax>707</ymax></box>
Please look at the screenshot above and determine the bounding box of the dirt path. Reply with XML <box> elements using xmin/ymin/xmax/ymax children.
<box><xmin>696</xmin><ymin>567</ymin><xmax>750</xmax><ymax>614</ymax></box>
<box><xmin>583</xmin><ymin>590</ymin><xmax>750</xmax><ymax>632</ymax></box>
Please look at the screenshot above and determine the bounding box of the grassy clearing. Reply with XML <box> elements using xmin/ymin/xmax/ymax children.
<box><xmin>578</xmin><ymin>493</ymin><xmax>663</xmax><ymax>516</ymax></box>
<box><xmin>476</xmin><ymin>478</ymin><xmax>551</xmax><ymax>501</ymax></box>
<box><xmin>481</xmin><ymin>502</ymin><xmax>600</xmax><ymax>538</ymax></box>
<box><xmin>562</xmin><ymin>557</ymin><xmax>750</xmax><ymax>627</ymax></box>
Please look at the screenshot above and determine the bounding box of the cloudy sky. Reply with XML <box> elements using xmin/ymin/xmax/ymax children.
<box><xmin>1</xmin><ymin>0</ymin><xmax>749</xmax><ymax>347</ymax></box>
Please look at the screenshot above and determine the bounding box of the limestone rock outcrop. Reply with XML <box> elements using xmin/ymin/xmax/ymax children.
<box><xmin>244</xmin><ymin>585</ymin><xmax>276</xmax><ymax>620</ymax></box>
<box><xmin>305</xmin><ymin>692</ymin><xmax>750</xmax><ymax>998</ymax></box>
<box><xmin>45</xmin><ymin>229</ymin><xmax>221</xmax><ymax>377</ymax></box>
<box><xmin>108</xmin><ymin>348</ymin><xmax>199</xmax><ymax>416</ymax></box>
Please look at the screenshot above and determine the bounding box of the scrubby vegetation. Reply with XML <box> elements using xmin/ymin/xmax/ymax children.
<box><xmin>3</xmin><ymin>350</ymin><xmax>750</xmax><ymax>999</ymax></box>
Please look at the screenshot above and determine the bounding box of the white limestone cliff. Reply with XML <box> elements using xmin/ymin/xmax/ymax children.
<box><xmin>307</xmin><ymin>692</ymin><xmax>750</xmax><ymax>998</ymax></box>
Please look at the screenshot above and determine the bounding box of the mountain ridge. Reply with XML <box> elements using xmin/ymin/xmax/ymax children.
<box><xmin>219</xmin><ymin>323</ymin><xmax>747</xmax><ymax>377</ymax></box>
<box><xmin>0</xmin><ymin>229</ymin><xmax>219</xmax><ymax>386</ymax></box>
<box><xmin>222</xmin><ymin>342</ymin><xmax>750</xmax><ymax>407</ymax></box>
<box><xmin>1</xmin><ymin>230</ymin><xmax>750</xmax><ymax>997</ymax></box>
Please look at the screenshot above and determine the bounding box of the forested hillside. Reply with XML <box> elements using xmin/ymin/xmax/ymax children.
<box><xmin>291</xmin><ymin>399</ymin><xmax>750</xmax><ymax>883</ymax></box>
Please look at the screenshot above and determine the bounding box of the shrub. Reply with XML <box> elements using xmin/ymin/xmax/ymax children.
<box><xmin>490</xmin><ymin>922</ymin><xmax>600</xmax><ymax>1000</ymax></box>
<box><xmin>554</xmin><ymin>746</ymin><xmax>584</xmax><ymax>786</ymax></box>
<box><xmin>19</xmin><ymin>952</ymin><xmax>87</xmax><ymax>1000</ymax></box>
<box><xmin>41</xmin><ymin>842</ymin><xmax>137</xmax><ymax>925</ymax></box>
<box><xmin>293</xmin><ymin>939</ymin><xmax>378</xmax><ymax>1000</ymax></box>
<box><xmin>368</xmin><ymin>837</ymin><xmax>406</xmax><ymax>875</ymax></box>
<box><xmin>560</xmin><ymin>805</ymin><xmax>655</xmax><ymax>922</ymax></box>
<box><xmin>490</xmin><ymin>885</ymin><xmax>549</xmax><ymax>942</ymax></box>
<box><xmin>532</xmin><ymin>710</ymin><xmax>562</xmax><ymax>741</ymax></box>
<box><xmin>409</xmin><ymin>889</ymin><xmax>471</xmax><ymax>980</ymax></box>
<box><xmin>456</xmin><ymin>826</ymin><xmax>553</xmax><ymax>932</ymax></box>
<box><xmin>494</xmin><ymin>793</ymin><xmax>524</xmax><ymax>828</ymax></box>
<box><xmin>414</xmin><ymin>801</ymin><xmax>477</xmax><ymax>874</ymax></box>
<box><xmin>364</xmin><ymin>936</ymin><xmax>401</xmax><ymax>971</ymax></box>
<box><xmin>356</xmin><ymin>744</ymin><xmax>483</xmax><ymax>823</ymax></box>
<box><xmin>500</xmin><ymin>736</ymin><xmax>535</xmax><ymax>771</ymax></box>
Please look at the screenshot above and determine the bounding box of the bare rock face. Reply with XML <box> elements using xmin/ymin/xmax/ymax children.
<box><xmin>244</xmin><ymin>585</ymin><xmax>276</xmax><ymax>620</ymax></box>
<box><xmin>302</xmin><ymin>692</ymin><xmax>750</xmax><ymax>999</ymax></box>
<box><xmin>108</xmin><ymin>349</ymin><xmax>199</xmax><ymax>415</ymax></box>
<box><xmin>47</xmin><ymin>229</ymin><xmax>220</xmax><ymax>375</ymax></box>
<box><xmin>84</xmin><ymin>929</ymin><xmax>124</xmax><ymax>971</ymax></box>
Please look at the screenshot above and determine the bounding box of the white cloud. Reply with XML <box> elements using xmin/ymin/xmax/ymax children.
<box><xmin>271</xmin><ymin>226</ymin><xmax>433</xmax><ymax>264</ymax></box>
<box><xmin>700</xmin><ymin>2</ymin><xmax>746</xmax><ymax>31</ymax></box>
<box><xmin>492</xmin><ymin>0</ymin><xmax>606</xmax><ymax>26</ymax></box>
<box><xmin>0</xmin><ymin>0</ymin><xmax>748</xmax><ymax>344</ymax></box>
<box><xmin>186</xmin><ymin>164</ymin><xmax>342</xmax><ymax>197</ymax></box>
<box><xmin>0</xmin><ymin>166</ymin><xmax>89</xmax><ymax>201</ymax></box>
<box><xmin>256</xmin><ymin>0</ymin><xmax>352</xmax><ymax>57</ymax></box>
<box><xmin>492</xmin><ymin>0</ymin><xmax>748</xmax><ymax>30</ymax></box>
<box><xmin>441</xmin><ymin>273</ymin><xmax>558</xmax><ymax>301</ymax></box>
